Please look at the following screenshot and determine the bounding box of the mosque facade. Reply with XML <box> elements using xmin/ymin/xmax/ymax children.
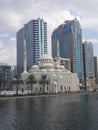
<box><xmin>14</xmin><ymin>40</ymin><xmax>80</xmax><ymax>94</ymax></box>
<box><xmin>21</xmin><ymin>53</ymin><xmax>80</xmax><ymax>94</ymax></box>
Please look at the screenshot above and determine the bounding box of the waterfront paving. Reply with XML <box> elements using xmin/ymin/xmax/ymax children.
<box><xmin>0</xmin><ymin>90</ymin><xmax>97</xmax><ymax>100</ymax></box>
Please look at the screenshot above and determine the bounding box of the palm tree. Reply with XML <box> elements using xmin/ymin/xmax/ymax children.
<box><xmin>8</xmin><ymin>79</ymin><xmax>13</xmax><ymax>91</ymax></box>
<box><xmin>26</xmin><ymin>74</ymin><xmax>37</xmax><ymax>94</ymax></box>
<box><xmin>3</xmin><ymin>79</ymin><xmax>8</xmax><ymax>90</ymax></box>
<box><xmin>39</xmin><ymin>74</ymin><xmax>50</xmax><ymax>93</ymax></box>
<box><xmin>12</xmin><ymin>74</ymin><xmax>23</xmax><ymax>95</ymax></box>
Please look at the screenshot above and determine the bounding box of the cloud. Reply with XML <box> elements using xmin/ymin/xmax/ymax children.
<box><xmin>0</xmin><ymin>0</ymin><xmax>98</xmax><ymax>64</ymax></box>
<box><xmin>0</xmin><ymin>40</ymin><xmax>4</xmax><ymax>49</ymax></box>
<box><xmin>0</xmin><ymin>36</ymin><xmax>16</xmax><ymax>65</ymax></box>
<box><xmin>0</xmin><ymin>0</ymin><xmax>98</xmax><ymax>32</ymax></box>
<box><xmin>81</xmin><ymin>18</ymin><xmax>98</xmax><ymax>30</ymax></box>
<box><xmin>83</xmin><ymin>38</ymin><xmax>98</xmax><ymax>44</ymax></box>
<box><xmin>0</xmin><ymin>9</ymin><xmax>22</xmax><ymax>32</ymax></box>
<box><xmin>0</xmin><ymin>33</ymin><xmax>9</xmax><ymax>38</ymax></box>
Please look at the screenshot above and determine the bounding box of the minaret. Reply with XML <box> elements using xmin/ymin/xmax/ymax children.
<box><xmin>57</xmin><ymin>40</ymin><xmax>60</xmax><ymax>65</ymax></box>
<box><xmin>23</xmin><ymin>39</ymin><xmax>28</xmax><ymax>73</ymax></box>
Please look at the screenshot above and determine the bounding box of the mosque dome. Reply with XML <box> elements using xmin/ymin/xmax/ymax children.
<box><xmin>40</xmin><ymin>62</ymin><xmax>54</xmax><ymax>70</ymax></box>
<box><xmin>39</xmin><ymin>54</ymin><xmax>54</xmax><ymax>69</ymax></box>
<box><xmin>60</xmin><ymin>65</ymin><xmax>65</xmax><ymax>70</ymax></box>
<box><xmin>48</xmin><ymin>69</ymin><xmax>55</xmax><ymax>72</ymax></box>
<box><xmin>40</xmin><ymin>54</ymin><xmax>53</xmax><ymax>60</ymax></box>
<box><xmin>43</xmin><ymin>63</ymin><xmax>54</xmax><ymax>67</ymax></box>
<box><xmin>40</xmin><ymin>69</ymin><xmax>47</xmax><ymax>72</ymax></box>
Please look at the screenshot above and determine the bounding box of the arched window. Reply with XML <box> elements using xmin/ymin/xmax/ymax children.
<box><xmin>47</xmin><ymin>85</ymin><xmax>48</xmax><ymax>91</ymax></box>
<box><xmin>36</xmin><ymin>87</ymin><xmax>37</xmax><ymax>91</ymax></box>
<box><xmin>61</xmin><ymin>85</ymin><xmax>63</xmax><ymax>91</ymax></box>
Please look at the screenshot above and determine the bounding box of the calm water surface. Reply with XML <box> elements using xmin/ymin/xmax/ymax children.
<box><xmin>0</xmin><ymin>93</ymin><xmax>98</xmax><ymax>130</ymax></box>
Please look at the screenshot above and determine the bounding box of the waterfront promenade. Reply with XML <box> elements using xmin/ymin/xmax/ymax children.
<box><xmin>0</xmin><ymin>90</ymin><xmax>97</xmax><ymax>100</ymax></box>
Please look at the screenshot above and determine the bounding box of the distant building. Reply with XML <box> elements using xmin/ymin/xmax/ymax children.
<box><xmin>0</xmin><ymin>63</ymin><xmax>11</xmax><ymax>90</ymax></box>
<box><xmin>94</xmin><ymin>56</ymin><xmax>98</xmax><ymax>84</ymax></box>
<box><xmin>59</xmin><ymin>57</ymin><xmax>70</xmax><ymax>71</ymax></box>
<box><xmin>51</xmin><ymin>18</ymin><xmax>84</xmax><ymax>87</ymax></box>
<box><xmin>10</xmin><ymin>65</ymin><xmax>17</xmax><ymax>79</ymax></box>
<box><xmin>17</xmin><ymin>18</ymin><xmax>47</xmax><ymax>73</ymax></box>
<box><xmin>83</xmin><ymin>41</ymin><xmax>95</xmax><ymax>91</ymax></box>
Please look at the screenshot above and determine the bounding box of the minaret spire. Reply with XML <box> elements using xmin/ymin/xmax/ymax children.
<box><xmin>57</xmin><ymin>40</ymin><xmax>60</xmax><ymax>57</ymax></box>
<box><xmin>57</xmin><ymin>40</ymin><xmax>60</xmax><ymax>65</ymax></box>
<box><xmin>23</xmin><ymin>39</ymin><xmax>27</xmax><ymax>73</ymax></box>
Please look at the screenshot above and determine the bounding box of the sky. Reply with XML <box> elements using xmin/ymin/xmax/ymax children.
<box><xmin>0</xmin><ymin>0</ymin><xmax>98</xmax><ymax>65</ymax></box>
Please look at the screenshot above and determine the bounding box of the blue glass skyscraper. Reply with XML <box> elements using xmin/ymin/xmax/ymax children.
<box><xmin>52</xmin><ymin>18</ymin><xmax>84</xmax><ymax>86</ymax></box>
<box><xmin>17</xmin><ymin>18</ymin><xmax>47</xmax><ymax>73</ymax></box>
<box><xmin>83</xmin><ymin>41</ymin><xmax>95</xmax><ymax>89</ymax></box>
<box><xmin>94</xmin><ymin>56</ymin><xmax>98</xmax><ymax>84</ymax></box>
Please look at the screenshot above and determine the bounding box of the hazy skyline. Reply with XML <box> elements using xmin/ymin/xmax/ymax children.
<box><xmin>0</xmin><ymin>0</ymin><xmax>98</xmax><ymax>65</ymax></box>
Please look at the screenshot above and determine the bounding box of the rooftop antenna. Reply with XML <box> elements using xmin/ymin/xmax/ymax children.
<box><xmin>39</xmin><ymin>13</ymin><xmax>40</xmax><ymax>19</ymax></box>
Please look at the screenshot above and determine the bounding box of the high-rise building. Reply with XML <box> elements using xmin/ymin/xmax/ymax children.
<box><xmin>17</xmin><ymin>18</ymin><xmax>47</xmax><ymax>73</ymax></box>
<box><xmin>51</xmin><ymin>18</ymin><xmax>84</xmax><ymax>86</ymax></box>
<box><xmin>83</xmin><ymin>41</ymin><xmax>95</xmax><ymax>89</ymax></box>
<box><xmin>94</xmin><ymin>56</ymin><xmax>98</xmax><ymax>84</ymax></box>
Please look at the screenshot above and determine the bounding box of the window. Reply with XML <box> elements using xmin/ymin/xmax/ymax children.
<box><xmin>47</xmin><ymin>85</ymin><xmax>48</xmax><ymax>91</ymax></box>
<box><xmin>61</xmin><ymin>85</ymin><xmax>63</xmax><ymax>91</ymax></box>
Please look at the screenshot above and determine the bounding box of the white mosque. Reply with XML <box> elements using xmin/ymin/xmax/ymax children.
<box><xmin>19</xmin><ymin>40</ymin><xmax>80</xmax><ymax>94</ymax></box>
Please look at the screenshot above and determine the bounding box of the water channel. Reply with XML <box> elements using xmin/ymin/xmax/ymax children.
<box><xmin>0</xmin><ymin>93</ymin><xmax>98</xmax><ymax>130</ymax></box>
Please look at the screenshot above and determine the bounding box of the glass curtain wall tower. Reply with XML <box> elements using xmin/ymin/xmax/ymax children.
<box><xmin>17</xmin><ymin>18</ymin><xmax>47</xmax><ymax>73</ymax></box>
<box><xmin>83</xmin><ymin>41</ymin><xmax>95</xmax><ymax>89</ymax></box>
<box><xmin>94</xmin><ymin>56</ymin><xmax>98</xmax><ymax>84</ymax></box>
<box><xmin>51</xmin><ymin>18</ymin><xmax>84</xmax><ymax>86</ymax></box>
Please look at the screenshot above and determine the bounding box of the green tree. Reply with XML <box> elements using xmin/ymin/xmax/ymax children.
<box><xmin>26</xmin><ymin>74</ymin><xmax>37</xmax><ymax>94</ymax></box>
<box><xmin>12</xmin><ymin>74</ymin><xmax>23</xmax><ymax>95</ymax></box>
<box><xmin>39</xmin><ymin>74</ymin><xmax>50</xmax><ymax>93</ymax></box>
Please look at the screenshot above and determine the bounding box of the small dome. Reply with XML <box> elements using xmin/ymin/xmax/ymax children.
<box><xmin>31</xmin><ymin>65</ymin><xmax>39</xmax><ymax>70</ymax></box>
<box><xmin>60</xmin><ymin>65</ymin><xmax>64</xmax><ymax>68</ymax></box>
<box><xmin>56</xmin><ymin>65</ymin><xmax>61</xmax><ymax>69</ymax></box>
<box><xmin>53</xmin><ymin>81</ymin><xmax>57</xmax><ymax>85</ymax></box>
<box><xmin>60</xmin><ymin>65</ymin><xmax>65</xmax><ymax>70</ymax></box>
<box><xmin>59</xmin><ymin>75</ymin><xmax>63</xmax><ymax>78</ymax></box>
